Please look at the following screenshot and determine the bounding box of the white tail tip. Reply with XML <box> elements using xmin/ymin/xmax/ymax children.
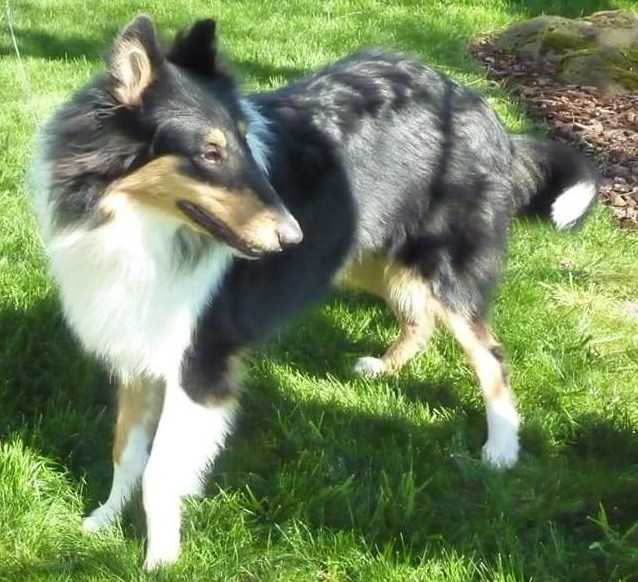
<box><xmin>551</xmin><ymin>181</ymin><xmax>597</xmax><ymax>230</ymax></box>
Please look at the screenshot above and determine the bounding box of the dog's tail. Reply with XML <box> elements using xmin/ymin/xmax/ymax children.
<box><xmin>511</xmin><ymin>135</ymin><xmax>599</xmax><ymax>229</ymax></box>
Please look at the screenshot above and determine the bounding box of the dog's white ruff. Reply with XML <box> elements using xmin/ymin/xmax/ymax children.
<box><xmin>31</xmin><ymin>108</ymin><xmax>273</xmax><ymax>568</ymax></box>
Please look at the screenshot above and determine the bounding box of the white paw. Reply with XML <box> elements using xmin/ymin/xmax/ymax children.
<box><xmin>143</xmin><ymin>542</ymin><xmax>180</xmax><ymax>571</ymax></box>
<box><xmin>482</xmin><ymin>397</ymin><xmax>521</xmax><ymax>469</ymax></box>
<box><xmin>353</xmin><ymin>356</ymin><xmax>387</xmax><ymax>377</ymax></box>
<box><xmin>481</xmin><ymin>437</ymin><xmax>520</xmax><ymax>469</ymax></box>
<box><xmin>82</xmin><ymin>506</ymin><xmax>117</xmax><ymax>533</ymax></box>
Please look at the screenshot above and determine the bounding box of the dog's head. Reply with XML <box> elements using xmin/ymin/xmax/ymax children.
<box><xmin>97</xmin><ymin>16</ymin><xmax>301</xmax><ymax>257</ymax></box>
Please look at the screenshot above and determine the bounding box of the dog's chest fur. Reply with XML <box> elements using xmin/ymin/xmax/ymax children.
<box><xmin>44</xmin><ymin>199</ymin><xmax>232</xmax><ymax>381</ymax></box>
<box><xmin>32</xmin><ymin>101</ymin><xmax>270</xmax><ymax>383</ymax></box>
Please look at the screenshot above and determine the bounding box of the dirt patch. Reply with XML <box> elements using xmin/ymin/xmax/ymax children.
<box><xmin>470</xmin><ymin>36</ymin><xmax>638</xmax><ymax>228</ymax></box>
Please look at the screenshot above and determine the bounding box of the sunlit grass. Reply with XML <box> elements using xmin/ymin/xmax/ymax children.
<box><xmin>1</xmin><ymin>0</ymin><xmax>638</xmax><ymax>580</ymax></box>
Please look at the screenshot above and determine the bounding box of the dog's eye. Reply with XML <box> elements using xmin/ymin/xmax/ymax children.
<box><xmin>201</xmin><ymin>146</ymin><xmax>223</xmax><ymax>164</ymax></box>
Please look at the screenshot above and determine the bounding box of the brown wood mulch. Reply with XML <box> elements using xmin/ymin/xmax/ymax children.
<box><xmin>469</xmin><ymin>37</ymin><xmax>638</xmax><ymax>228</ymax></box>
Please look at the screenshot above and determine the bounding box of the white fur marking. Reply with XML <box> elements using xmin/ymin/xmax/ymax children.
<box><xmin>142</xmin><ymin>383</ymin><xmax>236</xmax><ymax>570</ymax></box>
<box><xmin>83</xmin><ymin>426</ymin><xmax>150</xmax><ymax>532</ymax></box>
<box><xmin>444</xmin><ymin>313</ymin><xmax>521</xmax><ymax>469</ymax></box>
<box><xmin>32</xmin><ymin>130</ymin><xmax>234</xmax><ymax>382</ymax></box>
<box><xmin>551</xmin><ymin>181</ymin><xmax>597</xmax><ymax>230</ymax></box>
<box><xmin>240</xmin><ymin>99</ymin><xmax>273</xmax><ymax>175</ymax></box>
<box><xmin>353</xmin><ymin>356</ymin><xmax>387</xmax><ymax>377</ymax></box>
<box><xmin>472</xmin><ymin>347</ymin><xmax>520</xmax><ymax>469</ymax></box>
<box><xmin>33</xmin><ymin>116</ymin><xmax>240</xmax><ymax>569</ymax></box>
<box><xmin>482</xmin><ymin>395</ymin><xmax>520</xmax><ymax>469</ymax></box>
<box><xmin>40</xmin><ymin>199</ymin><xmax>232</xmax><ymax>381</ymax></box>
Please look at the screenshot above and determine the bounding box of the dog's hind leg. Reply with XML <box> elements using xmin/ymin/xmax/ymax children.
<box><xmin>83</xmin><ymin>376</ymin><xmax>164</xmax><ymax>532</ymax></box>
<box><xmin>438</xmin><ymin>306</ymin><xmax>520</xmax><ymax>469</ymax></box>
<box><xmin>347</xmin><ymin>259</ymin><xmax>436</xmax><ymax>377</ymax></box>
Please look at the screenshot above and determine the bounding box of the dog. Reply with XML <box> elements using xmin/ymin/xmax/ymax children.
<box><xmin>31</xmin><ymin>15</ymin><xmax>598</xmax><ymax>569</ymax></box>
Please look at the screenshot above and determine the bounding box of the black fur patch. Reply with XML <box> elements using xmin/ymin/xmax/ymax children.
<box><xmin>166</xmin><ymin>19</ymin><xmax>234</xmax><ymax>84</ymax></box>
<box><xmin>184</xmin><ymin>49</ymin><xmax>596</xmax><ymax>399</ymax></box>
<box><xmin>42</xmin><ymin>19</ymin><xmax>261</xmax><ymax>234</ymax></box>
<box><xmin>42</xmin><ymin>27</ymin><xmax>597</xmax><ymax>404</ymax></box>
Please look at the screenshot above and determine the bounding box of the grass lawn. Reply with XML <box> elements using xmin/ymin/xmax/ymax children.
<box><xmin>2</xmin><ymin>0</ymin><xmax>638</xmax><ymax>580</ymax></box>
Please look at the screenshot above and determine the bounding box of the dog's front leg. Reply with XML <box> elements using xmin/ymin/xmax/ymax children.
<box><xmin>84</xmin><ymin>376</ymin><xmax>163</xmax><ymax>532</ymax></box>
<box><xmin>141</xmin><ymin>376</ymin><xmax>237</xmax><ymax>571</ymax></box>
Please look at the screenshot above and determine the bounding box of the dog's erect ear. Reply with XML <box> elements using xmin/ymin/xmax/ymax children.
<box><xmin>167</xmin><ymin>19</ymin><xmax>219</xmax><ymax>77</ymax></box>
<box><xmin>110</xmin><ymin>15</ymin><xmax>162</xmax><ymax>106</ymax></box>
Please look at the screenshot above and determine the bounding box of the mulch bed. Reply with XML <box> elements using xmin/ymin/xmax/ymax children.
<box><xmin>469</xmin><ymin>37</ymin><xmax>638</xmax><ymax>228</ymax></box>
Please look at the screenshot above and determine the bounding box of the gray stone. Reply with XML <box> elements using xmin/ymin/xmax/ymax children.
<box><xmin>495</xmin><ymin>10</ymin><xmax>638</xmax><ymax>94</ymax></box>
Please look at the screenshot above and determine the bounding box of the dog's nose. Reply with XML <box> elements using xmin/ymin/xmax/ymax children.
<box><xmin>276</xmin><ymin>216</ymin><xmax>303</xmax><ymax>248</ymax></box>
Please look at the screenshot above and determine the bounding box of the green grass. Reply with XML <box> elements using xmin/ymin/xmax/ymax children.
<box><xmin>2</xmin><ymin>0</ymin><xmax>638</xmax><ymax>580</ymax></box>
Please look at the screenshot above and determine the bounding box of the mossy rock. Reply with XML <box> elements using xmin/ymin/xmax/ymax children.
<box><xmin>585</xmin><ymin>10</ymin><xmax>638</xmax><ymax>29</ymax></box>
<box><xmin>497</xmin><ymin>15</ymin><xmax>596</xmax><ymax>57</ymax></box>
<box><xmin>560</xmin><ymin>49</ymin><xmax>638</xmax><ymax>94</ymax></box>
<box><xmin>494</xmin><ymin>10</ymin><xmax>638</xmax><ymax>94</ymax></box>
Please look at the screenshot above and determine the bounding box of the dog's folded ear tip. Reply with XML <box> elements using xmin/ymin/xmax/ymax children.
<box><xmin>121</xmin><ymin>13</ymin><xmax>157</xmax><ymax>36</ymax></box>
<box><xmin>132</xmin><ymin>13</ymin><xmax>154</xmax><ymax>24</ymax></box>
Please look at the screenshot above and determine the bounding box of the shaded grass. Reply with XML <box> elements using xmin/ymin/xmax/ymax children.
<box><xmin>2</xmin><ymin>0</ymin><xmax>638</xmax><ymax>580</ymax></box>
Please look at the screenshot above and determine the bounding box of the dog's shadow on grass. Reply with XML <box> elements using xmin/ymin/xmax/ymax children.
<box><xmin>210</xmin><ymin>359</ymin><xmax>638</xmax><ymax>570</ymax></box>
<box><xmin>0</xmin><ymin>24</ymin><xmax>305</xmax><ymax>85</ymax></box>
<box><xmin>258</xmin><ymin>293</ymin><xmax>385</xmax><ymax>377</ymax></box>
<box><xmin>0</xmin><ymin>26</ymin><xmax>113</xmax><ymax>60</ymax></box>
<box><xmin>257</xmin><ymin>291</ymin><xmax>465</xmax><ymax>410</ymax></box>
<box><xmin>4</xmin><ymin>294</ymin><xmax>638</xmax><ymax>578</ymax></box>
<box><xmin>0</xmin><ymin>294</ymin><xmax>115</xmax><ymax>484</ymax></box>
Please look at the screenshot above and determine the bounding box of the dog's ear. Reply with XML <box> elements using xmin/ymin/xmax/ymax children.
<box><xmin>167</xmin><ymin>19</ymin><xmax>221</xmax><ymax>78</ymax></box>
<box><xmin>110</xmin><ymin>15</ymin><xmax>162</xmax><ymax>106</ymax></box>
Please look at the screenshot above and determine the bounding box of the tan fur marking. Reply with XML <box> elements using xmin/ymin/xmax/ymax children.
<box><xmin>382</xmin><ymin>262</ymin><xmax>436</xmax><ymax>371</ymax></box>
<box><xmin>382</xmin><ymin>320</ymin><xmax>434</xmax><ymax>373</ymax></box>
<box><xmin>205</xmin><ymin>129</ymin><xmax>227</xmax><ymax>149</ymax></box>
<box><xmin>336</xmin><ymin>254</ymin><xmax>388</xmax><ymax>297</ymax></box>
<box><xmin>436</xmin><ymin>304</ymin><xmax>510</xmax><ymax>401</ymax></box>
<box><xmin>103</xmin><ymin>155</ymin><xmax>284</xmax><ymax>252</ymax></box>
<box><xmin>472</xmin><ymin>320</ymin><xmax>501</xmax><ymax>354</ymax></box>
<box><xmin>338</xmin><ymin>254</ymin><xmax>437</xmax><ymax>372</ymax></box>
<box><xmin>113</xmin><ymin>377</ymin><xmax>164</xmax><ymax>463</ymax></box>
<box><xmin>112</xmin><ymin>39</ymin><xmax>154</xmax><ymax>106</ymax></box>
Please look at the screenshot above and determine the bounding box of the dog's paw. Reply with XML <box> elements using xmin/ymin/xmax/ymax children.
<box><xmin>143</xmin><ymin>544</ymin><xmax>180</xmax><ymax>572</ymax></box>
<box><xmin>353</xmin><ymin>356</ymin><xmax>387</xmax><ymax>377</ymax></box>
<box><xmin>481</xmin><ymin>437</ymin><xmax>519</xmax><ymax>470</ymax></box>
<box><xmin>82</xmin><ymin>506</ymin><xmax>116</xmax><ymax>533</ymax></box>
<box><xmin>482</xmin><ymin>398</ymin><xmax>520</xmax><ymax>469</ymax></box>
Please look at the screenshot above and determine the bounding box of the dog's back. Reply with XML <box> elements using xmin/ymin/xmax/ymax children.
<box><xmin>192</xmin><ymin>49</ymin><xmax>598</xmax><ymax>471</ymax></box>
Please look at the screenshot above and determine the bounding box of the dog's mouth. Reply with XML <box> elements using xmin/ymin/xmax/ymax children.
<box><xmin>177</xmin><ymin>200</ymin><xmax>264</xmax><ymax>259</ymax></box>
